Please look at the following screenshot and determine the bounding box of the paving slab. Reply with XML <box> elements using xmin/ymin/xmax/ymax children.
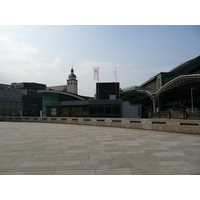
<box><xmin>0</xmin><ymin>121</ymin><xmax>200</xmax><ymax>175</ymax></box>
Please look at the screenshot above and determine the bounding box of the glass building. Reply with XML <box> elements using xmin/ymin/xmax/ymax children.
<box><xmin>0</xmin><ymin>83</ymin><xmax>23</xmax><ymax>116</ymax></box>
<box><xmin>12</xmin><ymin>82</ymin><xmax>47</xmax><ymax>116</ymax></box>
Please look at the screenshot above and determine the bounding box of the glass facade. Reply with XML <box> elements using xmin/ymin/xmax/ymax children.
<box><xmin>11</xmin><ymin>82</ymin><xmax>47</xmax><ymax>116</ymax></box>
<box><xmin>43</xmin><ymin>93</ymin><xmax>58</xmax><ymax>117</ymax></box>
<box><xmin>0</xmin><ymin>84</ymin><xmax>23</xmax><ymax>116</ymax></box>
<box><xmin>40</xmin><ymin>91</ymin><xmax>122</xmax><ymax>118</ymax></box>
<box><xmin>46</xmin><ymin>104</ymin><xmax>121</xmax><ymax>118</ymax></box>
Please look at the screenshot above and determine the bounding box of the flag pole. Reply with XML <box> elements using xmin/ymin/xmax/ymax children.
<box><xmin>98</xmin><ymin>66</ymin><xmax>99</xmax><ymax>99</ymax></box>
<box><xmin>114</xmin><ymin>66</ymin><xmax>117</xmax><ymax>99</ymax></box>
<box><xmin>94</xmin><ymin>67</ymin><xmax>100</xmax><ymax>99</ymax></box>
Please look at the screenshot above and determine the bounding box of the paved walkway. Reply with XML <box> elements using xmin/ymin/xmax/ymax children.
<box><xmin>0</xmin><ymin>122</ymin><xmax>200</xmax><ymax>175</ymax></box>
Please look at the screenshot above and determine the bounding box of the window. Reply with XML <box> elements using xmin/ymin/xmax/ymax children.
<box><xmin>113</xmin><ymin>106</ymin><xmax>121</xmax><ymax>115</ymax></box>
<box><xmin>97</xmin><ymin>107</ymin><xmax>104</xmax><ymax>115</ymax></box>
<box><xmin>89</xmin><ymin>107</ymin><xmax>96</xmax><ymax>115</ymax></box>
<box><xmin>51</xmin><ymin>108</ymin><xmax>57</xmax><ymax>116</ymax></box>
<box><xmin>105</xmin><ymin>106</ymin><xmax>112</xmax><ymax>115</ymax></box>
<box><xmin>138</xmin><ymin>107</ymin><xmax>141</xmax><ymax>116</ymax></box>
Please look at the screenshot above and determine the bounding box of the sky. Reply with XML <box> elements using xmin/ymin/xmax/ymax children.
<box><xmin>0</xmin><ymin>25</ymin><xmax>200</xmax><ymax>97</ymax></box>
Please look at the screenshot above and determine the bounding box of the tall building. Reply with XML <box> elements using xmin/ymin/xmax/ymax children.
<box><xmin>67</xmin><ymin>67</ymin><xmax>78</xmax><ymax>94</ymax></box>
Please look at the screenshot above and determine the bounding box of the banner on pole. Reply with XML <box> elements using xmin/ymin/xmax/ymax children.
<box><xmin>93</xmin><ymin>67</ymin><xmax>99</xmax><ymax>81</ymax></box>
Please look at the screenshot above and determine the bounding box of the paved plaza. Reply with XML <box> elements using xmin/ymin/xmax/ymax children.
<box><xmin>0</xmin><ymin>121</ymin><xmax>200</xmax><ymax>175</ymax></box>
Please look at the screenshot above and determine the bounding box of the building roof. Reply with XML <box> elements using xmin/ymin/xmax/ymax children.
<box><xmin>38</xmin><ymin>90</ymin><xmax>85</xmax><ymax>100</ymax></box>
<box><xmin>48</xmin><ymin>85</ymin><xmax>67</xmax><ymax>92</ymax></box>
<box><xmin>138</xmin><ymin>55</ymin><xmax>200</xmax><ymax>89</ymax></box>
<box><xmin>121</xmin><ymin>74</ymin><xmax>200</xmax><ymax>104</ymax></box>
<box><xmin>169</xmin><ymin>55</ymin><xmax>200</xmax><ymax>73</ymax></box>
<box><xmin>38</xmin><ymin>89</ymin><xmax>94</xmax><ymax>100</ymax></box>
<box><xmin>155</xmin><ymin>74</ymin><xmax>200</xmax><ymax>98</ymax></box>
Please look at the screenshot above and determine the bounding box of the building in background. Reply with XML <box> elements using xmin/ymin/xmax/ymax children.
<box><xmin>67</xmin><ymin>67</ymin><xmax>78</xmax><ymax>94</ymax></box>
<box><xmin>11</xmin><ymin>82</ymin><xmax>47</xmax><ymax>116</ymax></box>
<box><xmin>38</xmin><ymin>90</ymin><xmax>92</xmax><ymax>117</ymax></box>
<box><xmin>96</xmin><ymin>82</ymin><xmax>120</xmax><ymax>100</ymax></box>
<box><xmin>39</xmin><ymin>80</ymin><xmax>141</xmax><ymax>118</ymax></box>
<box><xmin>121</xmin><ymin>55</ymin><xmax>200</xmax><ymax>118</ymax></box>
<box><xmin>48</xmin><ymin>67</ymin><xmax>78</xmax><ymax>94</ymax></box>
<box><xmin>45</xmin><ymin>99</ymin><xmax>122</xmax><ymax>118</ymax></box>
<box><xmin>0</xmin><ymin>83</ymin><xmax>23</xmax><ymax>116</ymax></box>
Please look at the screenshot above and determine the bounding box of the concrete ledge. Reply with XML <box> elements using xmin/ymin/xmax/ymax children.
<box><xmin>0</xmin><ymin>117</ymin><xmax>200</xmax><ymax>135</ymax></box>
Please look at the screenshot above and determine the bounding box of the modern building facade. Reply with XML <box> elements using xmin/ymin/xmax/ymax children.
<box><xmin>67</xmin><ymin>67</ymin><xmax>78</xmax><ymax>94</ymax></box>
<box><xmin>0</xmin><ymin>83</ymin><xmax>23</xmax><ymax>116</ymax></box>
<box><xmin>11</xmin><ymin>82</ymin><xmax>47</xmax><ymax>116</ymax></box>
<box><xmin>46</xmin><ymin>99</ymin><xmax>122</xmax><ymax>118</ymax></box>
<box><xmin>38</xmin><ymin>90</ymin><xmax>91</xmax><ymax>117</ymax></box>
<box><xmin>39</xmin><ymin>79</ymin><xmax>141</xmax><ymax>118</ymax></box>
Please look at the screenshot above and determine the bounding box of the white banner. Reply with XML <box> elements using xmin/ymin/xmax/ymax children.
<box><xmin>93</xmin><ymin>67</ymin><xmax>99</xmax><ymax>81</ymax></box>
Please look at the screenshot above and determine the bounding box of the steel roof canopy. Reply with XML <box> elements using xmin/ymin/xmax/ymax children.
<box><xmin>155</xmin><ymin>74</ymin><xmax>200</xmax><ymax>99</ymax></box>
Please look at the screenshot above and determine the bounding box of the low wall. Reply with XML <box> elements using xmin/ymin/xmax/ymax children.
<box><xmin>0</xmin><ymin>117</ymin><xmax>200</xmax><ymax>135</ymax></box>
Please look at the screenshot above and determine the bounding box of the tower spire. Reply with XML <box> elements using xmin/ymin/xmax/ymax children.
<box><xmin>67</xmin><ymin>62</ymin><xmax>77</xmax><ymax>94</ymax></box>
<box><xmin>71</xmin><ymin>61</ymin><xmax>74</xmax><ymax>73</ymax></box>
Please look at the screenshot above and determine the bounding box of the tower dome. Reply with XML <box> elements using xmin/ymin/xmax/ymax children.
<box><xmin>68</xmin><ymin>67</ymin><xmax>77</xmax><ymax>80</ymax></box>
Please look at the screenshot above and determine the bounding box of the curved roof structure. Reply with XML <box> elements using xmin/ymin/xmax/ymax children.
<box><xmin>121</xmin><ymin>56</ymin><xmax>200</xmax><ymax>113</ymax></box>
<box><xmin>121</xmin><ymin>74</ymin><xmax>200</xmax><ymax>113</ymax></box>
<box><xmin>38</xmin><ymin>90</ymin><xmax>85</xmax><ymax>100</ymax></box>
<box><xmin>139</xmin><ymin>55</ymin><xmax>200</xmax><ymax>90</ymax></box>
<box><xmin>155</xmin><ymin>74</ymin><xmax>200</xmax><ymax>99</ymax></box>
<box><xmin>136</xmin><ymin>89</ymin><xmax>155</xmax><ymax>101</ymax></box>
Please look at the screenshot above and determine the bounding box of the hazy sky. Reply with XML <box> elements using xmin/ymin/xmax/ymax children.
<box><xmin>0</xmin><ymin>25</ymin><xmax>200</xmax><ymax>96</ymax></box>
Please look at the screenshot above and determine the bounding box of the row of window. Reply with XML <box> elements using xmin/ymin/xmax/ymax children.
<box><xmin>0</xmin><ymin>97</ymin><xmax>22</xmax><ymax>101</ymax></box>
<box><xmin>67</xmin><ymin>82</ymin><xmax>77</xmax><ymax>85</ymax></box>
<box><xmin>0</xmin><ymin>102</ymin><xmax>22</xmax><ymax>108</ymax></box>
<box><xmin>46</xmin><ymin>105</ymin><xmax>121</xmax><ymax>117</ymax></box>
<box><xmin>0</xmin><ymin>108</ymin><xmax>21</xmax><ymax>116</ymax></box>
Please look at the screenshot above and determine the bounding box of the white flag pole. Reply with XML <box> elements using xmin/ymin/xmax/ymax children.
<box><xmin>114</xmin><ymin>66</ymin><xmax>117</xmax><ymax>99</ymax></box>
<box><xmin>98</xmin><ymin>67</ymin><xmax>99</xmax><ymax>99</ymax></box>
<box><xmin>114</xmin><ymin>66</ymin><xmax>117</xmax><ymax>82</ymax></box>
<box><xmin>93</xmin><ymin>67</ymin><xmax>99</xmax><ymax>81</ymax></box>
<box><xmin>93</xmin><ymin>67</ymin><xmax>99</xmax><ymax>99</ymax></box>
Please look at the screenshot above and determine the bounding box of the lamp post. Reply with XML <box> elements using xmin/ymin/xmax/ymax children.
<box><xmin>191</xmin><ymin>88</ymin><xmax>195</xmax><ymax>113</ymax></box>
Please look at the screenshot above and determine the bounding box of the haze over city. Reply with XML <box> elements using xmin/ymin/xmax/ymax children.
<box><xmin>0</xmin><ymin>25</ymin><xmax>200</xmax><ymax>97</ymax></box>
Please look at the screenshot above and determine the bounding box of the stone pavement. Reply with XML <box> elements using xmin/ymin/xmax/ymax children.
<box><xmin>0</xmin><ymin>122</ymin><xmax>200</xmax><ymax>175</ymax></box>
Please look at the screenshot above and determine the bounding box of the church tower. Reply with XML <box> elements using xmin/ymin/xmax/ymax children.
<box><xmin>67</xmin><ymin>66</ymin><xmax>78</xmax><ymax>94</ymax></box>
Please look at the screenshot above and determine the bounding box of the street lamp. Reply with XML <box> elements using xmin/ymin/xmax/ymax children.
<box><xmin>191</xmin><ymin>88</ymin><xmax>196</xmax><ymax>113</ymax></box>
